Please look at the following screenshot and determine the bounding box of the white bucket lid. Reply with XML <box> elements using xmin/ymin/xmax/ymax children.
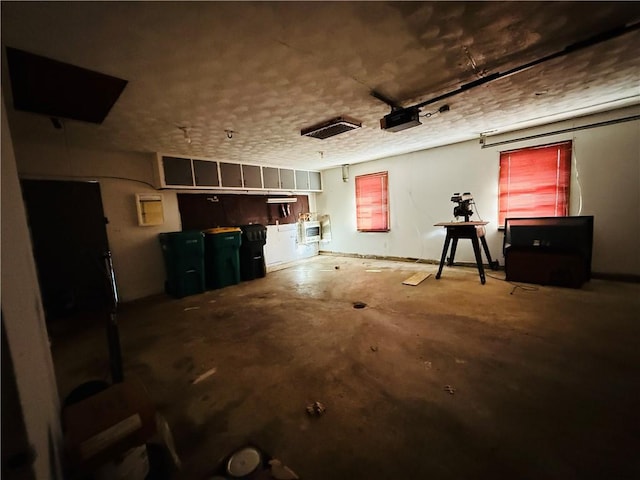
<box><xmin>226</xmin><ymin>446</ymin><xmax>262</xmax><ymax>477</ymax></box>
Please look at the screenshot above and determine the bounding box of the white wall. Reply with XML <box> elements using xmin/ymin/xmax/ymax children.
<box><xmin>2</xmin><ymin>98</ymin><xmax>63</xmax><ymax>478</ymax></box>
<box><xmin>317</xmin><ymin>106</ymin><xmax>640</xmax><ymax>276</ymax></box>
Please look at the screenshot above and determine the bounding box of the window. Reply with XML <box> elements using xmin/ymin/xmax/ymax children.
<box><xmin>498</xmin><ymin>141</ymin><xmax>571</xmax><ymax>227</ymax></box>
<box><xmin>355</xmin><ymin>171</ymin><xmax>389</xmax><ymax>232</ymax></box>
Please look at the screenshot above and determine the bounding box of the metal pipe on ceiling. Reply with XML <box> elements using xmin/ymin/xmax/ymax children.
<box><xmin>410</xmin><ymin>21</ymin><xmax>640</xmax><ymax>111</ymax></box>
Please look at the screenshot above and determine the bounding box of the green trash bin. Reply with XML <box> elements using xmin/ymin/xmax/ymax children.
<box><xmin>158</xmin><ymin>231</ymin><xmax>205</xmax><ymax>298</ymax></box>
<box><xmin>203</xmin><ymin>227</ymin><xmax>242</xmax><ymax>290</ymax></box>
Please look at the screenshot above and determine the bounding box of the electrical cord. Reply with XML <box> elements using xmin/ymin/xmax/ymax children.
<box><xmin>471</xmin><ymin>200</ymin><xmax>483</xmax><ymax>221</ymax></box>
<box><xmin>22</xmin><ymin>173</ymin><xmax>157</xmax><ymax>189</ymax></box>
<box><xmin>420</xmin><ymin>104</ymin><xmax>450</xmax><ymax>118</ymax></box>
<box><xmin>486</xmin><ymin>273</ymin><xmax>539</xmax><ymax>295</ymax></box>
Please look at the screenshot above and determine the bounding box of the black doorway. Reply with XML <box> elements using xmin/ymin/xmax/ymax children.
<box><xmin>20</xmin><ymin>180</ymin><xmax>111</xmax><ymax>321</ymax></box>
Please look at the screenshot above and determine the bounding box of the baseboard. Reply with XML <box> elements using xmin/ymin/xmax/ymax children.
<box><xmin>320</xmin><ymin>251</ymin><xmax>640</xmax><ymax>283</ymax></box>
<box><xmin>592</xmin><ymin>272</ymin><xmax>640</xmax><ymax>283</ymax></box>
<box><xmin>318</xmin><ymin>250</ymin><xmax>501</xmax><ymax>270</ymax></box>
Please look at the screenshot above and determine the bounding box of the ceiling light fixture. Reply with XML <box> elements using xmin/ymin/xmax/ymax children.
<box><xmin>266</xmin><ymin>197</ymin><xmax>297</xmax><ymax>204</ymax></box>
<box><xmin>301</xmin><ymin>116</ymin><xmax>362</xmax><ymax>139</ymax></box>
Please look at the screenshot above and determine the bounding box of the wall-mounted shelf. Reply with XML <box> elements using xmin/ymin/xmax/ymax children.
<box><xmin>154</xmin><ymin>154</ymin><xmax>322</xmax><ymax>192</ymax></box>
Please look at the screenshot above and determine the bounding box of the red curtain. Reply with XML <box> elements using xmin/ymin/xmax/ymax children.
<box><xmin>356</xmin><ymin>172</ymin><xmax>389</xmax><ymax>232</ymax></box>
<box><xmin>498</xmin><ymin>141</ymin><xmax>572</xmax><ymax>227</ymax></box>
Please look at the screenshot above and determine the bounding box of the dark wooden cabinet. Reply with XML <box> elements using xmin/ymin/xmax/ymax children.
<box><xmin>503</xmin><ymin>216</ymin><xmax>594</xmax><ymax>288</ymax></box>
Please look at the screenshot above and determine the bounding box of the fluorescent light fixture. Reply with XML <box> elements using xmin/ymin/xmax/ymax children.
<box><xmin>266</xmin><ymin>197</ymin><xmax>297</xmax><ymax>204</ymax></box>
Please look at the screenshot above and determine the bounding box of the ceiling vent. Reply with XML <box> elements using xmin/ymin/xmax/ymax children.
<box><xmin>301</xmin><ymin>116</ymin><xmax>362</xmax><ymax>140</ymax></box>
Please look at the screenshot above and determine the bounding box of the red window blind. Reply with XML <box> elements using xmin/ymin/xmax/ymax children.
<box><xmin>498</xmin><ymin>141</ymin><xmax>572</xmax><ymax>227</ymax></box>
<box><xmin>356</xmin><ymin>172</ymin><xmax>389</xmax><ymax>232</ymax></box>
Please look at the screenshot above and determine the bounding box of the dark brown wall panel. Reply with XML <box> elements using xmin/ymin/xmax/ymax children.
<box><xmin>178</xmin><ymin>194</ymin><xmax>309</xmax><ymax>231</ymax></box>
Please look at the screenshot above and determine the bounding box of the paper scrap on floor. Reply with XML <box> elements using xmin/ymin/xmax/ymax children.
<box><xmin>192</xmin><ymin>367</ymin><xmax>217</xmax><ymax>385</ymax></box>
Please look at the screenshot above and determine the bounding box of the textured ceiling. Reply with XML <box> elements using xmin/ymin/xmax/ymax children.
<box><xmin>2</xmin><ymin>1</ymin><xmax>639</xmax><ymax>170</ymax></box>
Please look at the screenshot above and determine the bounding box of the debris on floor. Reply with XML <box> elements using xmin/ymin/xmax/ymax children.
<box><xmin>183</xmin><ymin>306</ymin><xmax>200</xmax><ymax>311</ymax></box>
<box><xmin>269</xmin><ymin>459</ymin><xmax>300</xmax><ymax>479</ymax></box>
<box><xmin>192</xmin><ymin>367</ymin><xmax>217</xmax><ymax>385</ymax></box>
<box><xmin>353</xmin><ymin>301</ymin><xmax>367</xmax><ymax>309</ymax></box>
<box><xmin>151</xmin><ymin>413</ymin><xmax>182</xmax><ymax>469</ymax></box>
<box><xmin>335</xmin><ymin>265</ymin><xmax>340</xmax><ymax>270</ymax></box>
<box><xmin>444</xmin><ymin>385</ymin><xmax>456</xmax><ymax>395</ymax></box>
<box><xmin>402</xmin><ymin>272</ymin><xmax>432</xmax><ymax>286</ymax></box>
<box><xmin>306</xmin><ymin>401</ymin><xmax>326</xmax><ymax>417</ymax></box>
<box><xmin>424</xmin><ymin>361</ymin><xmax>432</xmax><ymax>369</ymax></box>
<box><xmin>370</xmin><ymin>345</ymin><xmax>378</xmax><ymax>352</ymax></box>
<box><xmin>231</xmin><ymin>447</ymin><xmax>261</xmax><ymax>476</ymax></box>
<box><xmin>210</xmin><ymin>445</ymin><xmax>300</xmax><ymax>480</ymax></box>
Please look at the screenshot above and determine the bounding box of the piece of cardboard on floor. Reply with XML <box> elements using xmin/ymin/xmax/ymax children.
<box><xmin>402</xmin><ymin>272</ymin><xmax>432</xmax><ymax>286</ymax></box>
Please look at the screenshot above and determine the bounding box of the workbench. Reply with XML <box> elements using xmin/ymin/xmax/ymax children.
<box><xmin>434</xmin><ymin>221</ymin><xmax>498</xmax><ymax>284</ymax></box>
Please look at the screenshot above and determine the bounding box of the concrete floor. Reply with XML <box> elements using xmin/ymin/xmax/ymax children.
<box><xmin>50</xmin><ymin>255</ymin><xmax>640</xmax><ymax>479</ymax></box>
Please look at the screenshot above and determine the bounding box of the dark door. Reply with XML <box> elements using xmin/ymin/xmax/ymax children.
<box><xmin>20</xmin><ymin>180</ymin><xmax>110</xmax><ymax>320</ymax></box>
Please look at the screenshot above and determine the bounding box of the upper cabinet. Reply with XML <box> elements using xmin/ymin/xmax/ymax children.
<box><xmin>295</xmin><ymin>170</ymin><xmax>310</xmax><ymax>190</ymax></box>
<box><xmin>162</xmin><ymin>156</ymin><xmax>193</xmax><ymax>186</ymax></box>
<box><xmin>193</xmin><ymin>159</ymin><xmax>219</xmax><ymax>187</ymax></box>
<box><xmin>155</xmin><ymin>154</ymin><xmax>322</xmax><ymax>192</ymax></box>
<box><xmin>262</xmin><ymin>167</ymin><xmax>280</xmax><ymax>189</ymax></box>
<box><xmin>309</xmin><ymin>171</ymin><xmax>322</xmax><ymax>191</ymax></box>
<box><xmin>242</xmin><ymin>164</ymin><xmax>262</xmax><ymax>189</ymax></box>
<box><xmin>280</xmin><ymin>168</ymin><xmax>295</xmax><ymax>190</ymax></box>
<box><xmin>219</xmin><ymin>162</ymin><xmax>243</xmax><ymax>187</ymax></box>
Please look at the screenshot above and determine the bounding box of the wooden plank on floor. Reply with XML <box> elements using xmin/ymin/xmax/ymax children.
<box><xmin>402</xmin><ymin>272</ymin><xmax>432</xmax><ymax>286</ymax></box>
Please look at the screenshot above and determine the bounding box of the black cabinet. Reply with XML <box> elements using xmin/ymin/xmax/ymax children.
<box><xmin>503</xmin><ymin>216</ymin><xmax>594</xmax><ymax>288</ymax></box>
<box><xmin>162</xmin><ymin>156</ymin><xmax>193</xmax><ymax>186</ymax></box>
